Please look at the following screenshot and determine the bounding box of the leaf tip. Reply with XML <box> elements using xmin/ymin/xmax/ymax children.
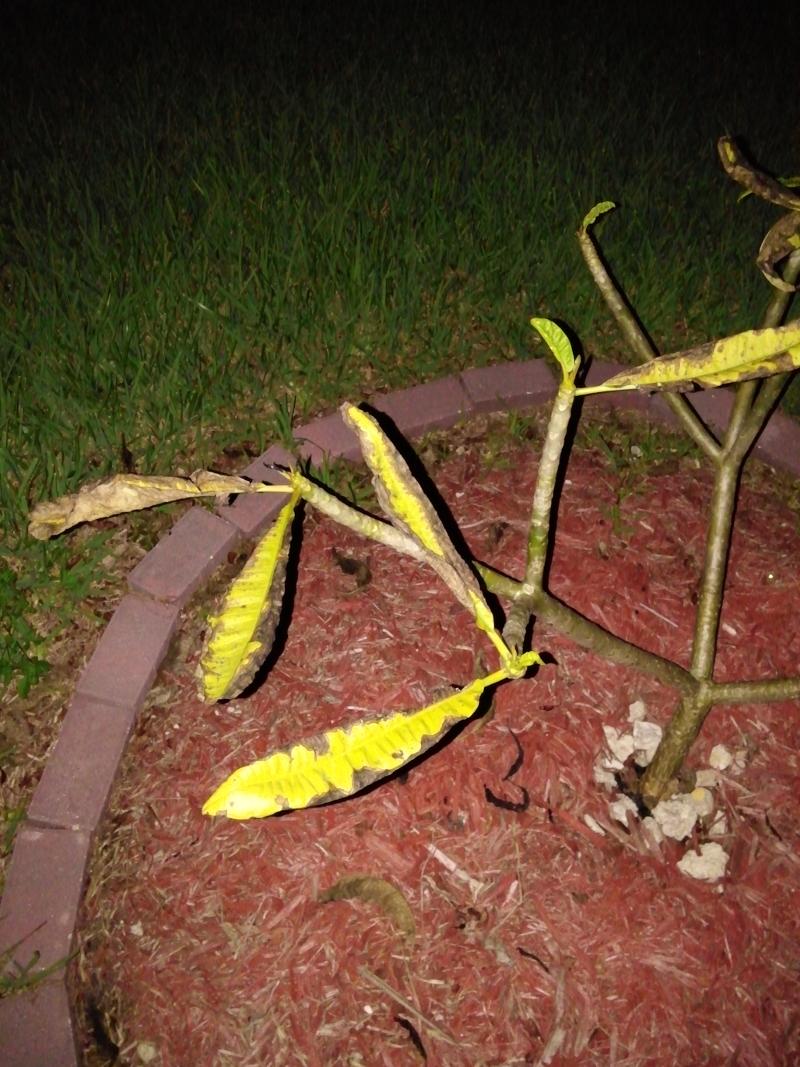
<box><xmin>581</xmin><ymin>200</ymin><xmax>616</xmax><ymax>232</ymax></box>
<box><xmin>529</xmin><ymin>317</ymin><xmax>576</xmax><ymax>381</ymax></box>
<box><xmin>718</xmin><ymin>136</ymin><xmax>736</xmax><ymax>163</ymax></box>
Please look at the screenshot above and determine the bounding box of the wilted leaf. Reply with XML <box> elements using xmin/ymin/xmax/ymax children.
<box><xmin>530</xmin><ymin>317</ymin><xmax>577</xmax><ymax>382</ymax></box>
<box><xmin>319</xmin><ymin>875</ymin><xmax>416</xmax><ymax>940</ymax></box>
<box><xmin>28</xmin><ymin>470</ymin><xmax>290</xmax><ymax>541</ymax></box>
<box><xmin>757</xmin><ymin>211</ymin><xmax>800</xmax><ymax>292</ymax></box>
<box><xmin>342</xmin><ymin>404</ymin><xmax>462</xmax><ymax>561</ymax></box>
<box><xmin>199</xmin><ymin>489</ymin><xmax>301</xmax><ymax>701</ymax></box>
<box><xmin>718</xmin><ymin>136</ymin><xmax>800</xmax><ymax>211</ymax></box>
<box><xmin>581</xmin><ymin>200</ymin><xmax>616</xmax><ymax>231</ymax></box>
<box><xmin>202</xmin><ymin>657</ymin><xmax>538</xmax><ymax>819</ymax></box>
<box><xmin>341</xmin><ymin>403</ymin><xmax>510</xmax><ymax>659</ymax></box>
<box><xmin>737</xmin><ymin>176</ymin><xmax>800</xmax><ymax>203</ymax></box>
<box><xmin>576</xmin><ymin>320</ymin><xmax>800</xmax><ymax>395</ymax></box>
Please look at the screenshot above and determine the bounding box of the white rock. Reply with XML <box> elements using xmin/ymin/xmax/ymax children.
<box><xmin>602</xmin><ymin>725</ymin><xmax>635</xmax><ymax>764</ymax></box>
<box><xmin>688</xmin><ymin>787</ymin><xmax>715</xmax><ymax>818</ymax></box>
<box><xmin>677</xmin><ymin>842</ymin><xmax>729</xmax><ymax>882</ymax></box>
<box><xmin>708</xmin><ymin>812</ymin><xmax>729</xmax><ymax>838</ymax></box>
<box><xmin>695</xmin><ymin>768</ymin><xmax>719</xmax><ymax>788</ymax></box>
<box><xmin>652</xmin><ymin>795</ymin><xmax>698</xmax><ymax>840</ymax></box>
<box><xmin>593</xmin><ymin>761</ymin><xmax>618</xmax><ymax>790</ymax></box>
<box><xmin>732</xmin><ymin>748</ymin><xmax>748</xmax><ymax>772</ymax></box>
<box><xmin>628</xmin><ymin>699</ymin><xmax>648</xmax><ymax>722</ymax></box>
<box><xmin>609</xmin><ymin>795</ymin><xmax>639</xmax><ymax>826</ymax></box>
<box><xmin>583</xmin><ymin>813</ymin><xmax>606</xmax><ymax>836</ymax></box>
<box><xmin>130</xmin><ymin>921</ymin><xmax>144</xmax><ymax>938</ymax></box>
<box><xmin>641</xmin><ymin>816</ymin><xmax>664</xmax><ymax>843</ymax></box>
<box><xmin>709</xmin><ymin>744</ymin><xmax>733</xmax><ymax>771</ymax></box>
<box><xmin>632</xmin><ymin>720</ymin><xmax>663</xmax><ymax>766</ymax></box>
<box><xmin>137</xmin><ymin>1043</ymin><xmax>158</xmax><ymax>1064</ymax></box>
<box><xmin>600</xmin><ymin>755</ymin><xmax>625</xmax><ymax>772</ymax></box>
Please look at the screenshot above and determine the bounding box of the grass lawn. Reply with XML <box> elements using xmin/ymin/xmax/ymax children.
<box><xmin>1</xmin><ymin>0</ymin><xmax>799</xmax><ymax>882</ymax></box>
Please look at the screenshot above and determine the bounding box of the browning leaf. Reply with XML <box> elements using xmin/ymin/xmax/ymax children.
<box><xmin>199</xmin><ymin>489</ymin><xmax>301</xmax><ymax>701</ymax></box>
<box><xmin>757</xmin><ymin>211</ymin><xmax>800</xmax><ymax>292</ymax></box>
<box><xmin>718</xmin><ymin>136</ymin><xmax>800</xmax><ymax>211</ymax></box>
<box><xmin>202</xmin><ymin>658</ymin><xmax>538</xmax><ymax>819</ymax></box>
<box><xmin>341</xmin><ymin>405</ymin><xmax>484</xmax><ymax>597</ymax></box>
<box><xmin>576</xmin><ymin>320</ymin><xmax>800</xmax><ymax>395</ymax></box>
<box><xmin>28</xmin><ymin>470</ymin><xmax>290</xmax><ymax>540</ymax></box>
<box><xmin>341</xmin><ymin>403</ymin><xmax>514</xmax><ymax>664</ymax></box>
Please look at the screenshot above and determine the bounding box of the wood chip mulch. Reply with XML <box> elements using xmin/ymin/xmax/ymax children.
<box><xmin>75</xmin><ymin>411</ymin><xmax>800</xmax><ymax>1067</ymax></box>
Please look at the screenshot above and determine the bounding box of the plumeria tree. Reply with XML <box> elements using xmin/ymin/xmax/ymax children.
<box><xmin>30</xmin><ymin>137</ymin><xmax>800</xmax><ymax>818</ymax></box>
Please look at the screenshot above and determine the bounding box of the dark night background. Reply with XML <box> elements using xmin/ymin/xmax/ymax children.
<box><xmin>3</xmin><ymin>1</ymin><xmax>799</xmax><ymax>168</ymax></box>
<box><xmin>2</xmin><ymin>0</ymin><xmax>800</xmax><ymax>524</ymax></box>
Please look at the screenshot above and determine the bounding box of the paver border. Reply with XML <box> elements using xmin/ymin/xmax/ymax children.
<box><xmin>1</xmin><ymin>359</ymin><xmax>799</xmax><ymax>1065</ymax></box>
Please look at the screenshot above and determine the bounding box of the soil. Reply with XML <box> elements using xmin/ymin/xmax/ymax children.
<box><xmin>74</xmin><ymin>408</ymin><xmax>800</xmax><ymax>1067</ymax></box>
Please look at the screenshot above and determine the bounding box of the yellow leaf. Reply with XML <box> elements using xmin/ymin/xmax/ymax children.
<box><xmin>202</xmin><ymin>658</ymin><xmax>538</xmax><ymax>819</ymax></box>
<box><xmin>576</xmin><ymin>321</ymin><xmax>800</xmax><ymax>395</ymax></box>
<box><xmin>342</xmin><ymin>404</ymin><xmax>449</xmax><ymax>557</ymax></box>
<box><xmin>341</xmin><ymin>403</ymin><xmax>510</xmax><ymax>658</ymax></box>
<box><xmin>199</xmin><ymin>489</ymin><xmax>301</xmax><ymax>701</ymax></box>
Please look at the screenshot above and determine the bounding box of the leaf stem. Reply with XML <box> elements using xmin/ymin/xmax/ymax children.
<box><xmin>291</xmin><ymin>472</ymin><xmax>428</xmax><ymax>562</ymax></box>
<box><xmin>533</xmin><ymin>588</ymin><xmax>696</xmax><ymax>694</ymax></box>
<box><xmin>480</xmin><ymin>562</ymin><xmax>696</xmax><ymax>694</ymax></box>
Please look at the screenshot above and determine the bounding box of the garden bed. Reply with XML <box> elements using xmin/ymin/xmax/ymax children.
<box><xmin>75</xmin><ymin>408</ymin><xmax>800</xmax><ymax>1066</ymax></box>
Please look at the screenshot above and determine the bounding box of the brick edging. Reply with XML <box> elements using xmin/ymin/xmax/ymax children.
<box><xmin>1</xmin><ymin>360</ymin><xmax>798</xmax><ymax>1065</ymax></box>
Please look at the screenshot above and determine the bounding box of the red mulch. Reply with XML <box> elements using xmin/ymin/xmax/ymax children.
<box><xmin>76</xmin><ymin>410</ymin><xmax>800</xmax><ymax>1067</ymax></box>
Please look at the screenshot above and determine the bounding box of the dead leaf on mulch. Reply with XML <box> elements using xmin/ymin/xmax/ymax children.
<box><xmin>318</xmin><ymin>874</ymin><xmax>415</xmax><ymax>942</ymax></box>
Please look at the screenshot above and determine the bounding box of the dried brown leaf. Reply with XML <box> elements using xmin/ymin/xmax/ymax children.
<box><xmin>718</xmin><ymin>136</ymin><xmax>800</xmax><ymax>211</ymax></box>
<box><xmin>757</xmin><ymin>211</ymin><xmax>800</xmax><ymax>292</ymax></box>
<box><xmin>318</xmin><ymin>874</ymin><xmax>416</xmax><ymax>940</ymax></box>
<box><xmin>28</xmin><ymin>471</ymin><xmax>289</xmax><ymax>540</ymax></box>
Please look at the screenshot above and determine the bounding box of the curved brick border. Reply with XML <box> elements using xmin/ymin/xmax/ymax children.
<box><xmin>1</xmin><ymin>359</ymin><xmax>798</xmax><ymax>1065</ymax></box>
